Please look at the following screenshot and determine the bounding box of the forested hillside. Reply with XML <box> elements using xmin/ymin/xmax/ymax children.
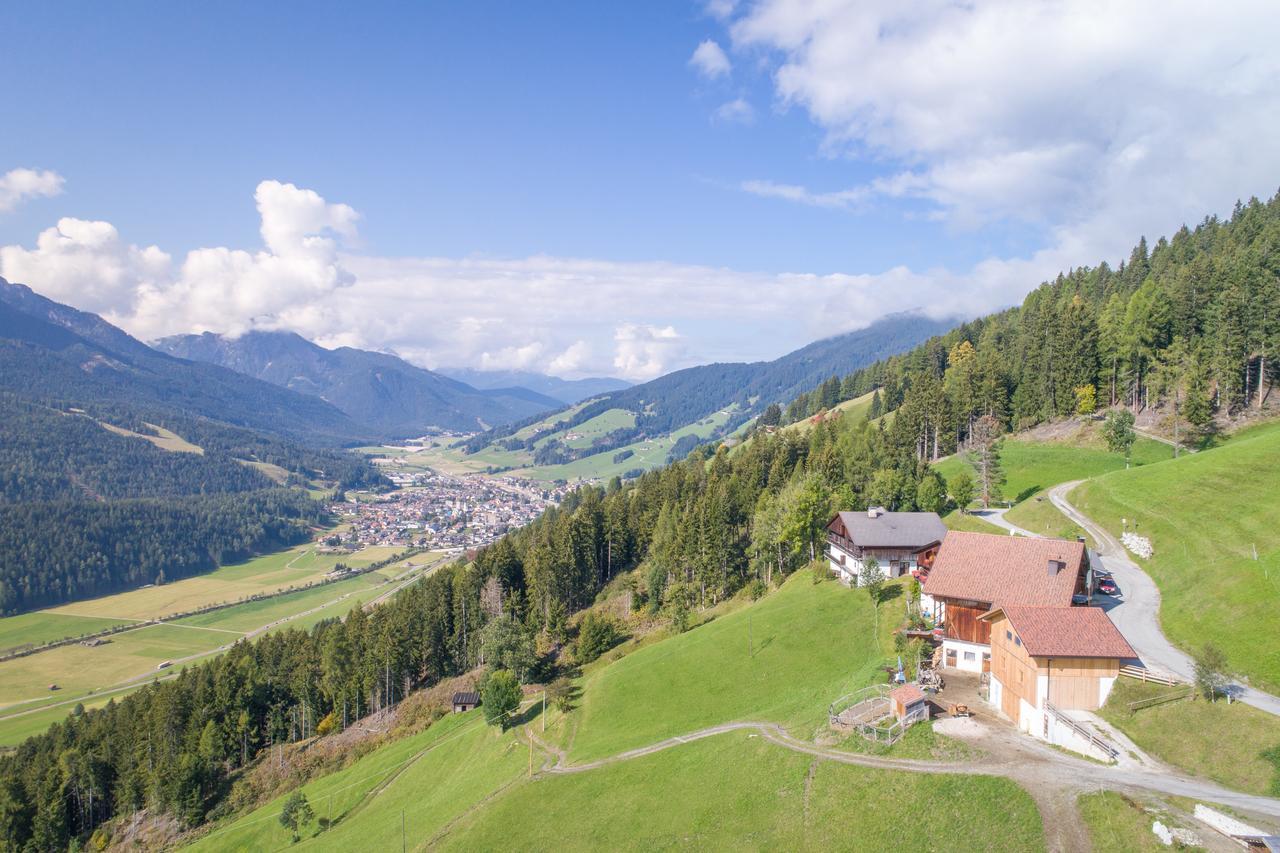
<box><xmin>780</xmin><ymin>193</ymin><xmax>1280</xmax><ymax>455</ymax></box>
<box><xmin>0</xmin><ymin>282</ymin><xmax>386</xmax><ymax>614</ymax></box>
<box><xmin>155</xmin><ymin>330</ymin><xmax>561</xmax><ymax>436</ymax></box>
<box><xmin>0</xmin><ymin>281</ymin><xmax>373</xmax><ymax>447</ymax></box>
<box><xmin>460</xmin><ymin>311</ymin><xmax>954</xmax><ymax>467</ymax></box>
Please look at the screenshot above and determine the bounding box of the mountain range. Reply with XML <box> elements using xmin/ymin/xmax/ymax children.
<box><xmin>439</xmin><ymin>367</ymin><xmax>631</xmax><ymax>405</ymax></box>
<box><xmin>154</xmin><ymin>331</ymin><xmax>562</xmax><ymax>436</ymax></box>
<box><xmin>457</xmin><ymin>311</ymin><xmax>958</xmax><ymax>477</ymax></box>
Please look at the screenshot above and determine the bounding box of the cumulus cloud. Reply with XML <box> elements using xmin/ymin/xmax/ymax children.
<box><xmin>689</xmin><ymin>39</ymin><xmax>731</xmax><ymax>79</ymax></box>
<box><xmin>713</xmin><ymin>98</ymin><xmax>755</xmax><ymax>124</ymax></box>
<box><xmin>740</xmin><ymin>179</ymin><xmax>867</xmax><ymax>209</ymax></box>
<box><xmin>0</xmin><ymin>168</ymin><xmax>64</xmax><ymax>213</ymax></box>
<box><xmin>0</xmin><ymin>218</ymin><xmax>170</xmax><ymax>316</ymax></box>
<box><xmin>730</xmin><ymin>0</ymin><xmax>1280</xmax><ymax>257</ymax></box>
<box><xmin>613</xmin><ymin>324</ymin><xmax>682</xmax><ymax>381</ymax></box>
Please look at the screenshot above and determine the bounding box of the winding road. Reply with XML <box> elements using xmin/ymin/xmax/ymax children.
<box><xmin>1049</xmin><ymin>481</ymin><xmax>1280</xmax><ymax>717</ymax></box>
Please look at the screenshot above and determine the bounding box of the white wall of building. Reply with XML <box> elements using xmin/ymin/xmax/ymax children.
<box><xmin>941</xmin><ymin>638</ymin><xmax>988</xmax><ymax>673</ymax></box>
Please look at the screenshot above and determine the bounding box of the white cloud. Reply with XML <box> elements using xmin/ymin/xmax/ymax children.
<box><xmin>0</xmin><ymin>168</ymin><xmax>64</xmax><ymax>213</ymax></box>
<box><xmin>713</xmin><ymin>97</ymin><xmax>755</xmax><ymax>124</ymax></box>
<box><xmin>731</xmin><ymin>0</ymin><xmax>1280</xmax><ymax>257</ymax></box>
<box><xmin>613</xmin><ymin>324</ymin><xmax>682</xmax><ymax>382</ymax></box>
<box><xmin>548</xmin><ymin>340</ymin><xmax>591</xmax><ymax>375</ymax></box>
<box><xmin>704</xmin><ymin>0</ymin><xmax>737</xmax><ymax>20</ymax></box>
<box><xmin>0</xmin><ymin>217</ymin><xmax>170</xmax><ymax>316</ymax></box>
<box><xmin>740</xmin><ymin>179</ymin><xmax>866</xmax><ymax>209</ymax></box>
<box><xmin>689</xmin><ymin>39</ymin><xmax>731</xmax><ymax>79</ymax></box>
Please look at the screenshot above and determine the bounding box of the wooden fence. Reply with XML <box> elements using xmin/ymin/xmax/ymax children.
<box><xmin>1119</xmin><ymin>664</ymin><xmax>1183</xmax><ymax>686</ymax></box>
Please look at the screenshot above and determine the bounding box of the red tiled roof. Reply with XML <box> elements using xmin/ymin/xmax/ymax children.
<box><xmin>922</xmin><ymin>531</ymin><xmax>1083</xmax><ymax>607</ymax></box>
<box><xmin>889</xmin><ymin>684</ymin><xmax>926</xmax><ymax>705</ymax></box>
<box><xmin>986</xmin><ymin>605</ymin><xmax>1136</xmax><ymax>659</ymax></box>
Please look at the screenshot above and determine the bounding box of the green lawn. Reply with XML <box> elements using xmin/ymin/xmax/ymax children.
<box><xmin>1099</xmin><ymin>679</ymin><xmax>1280</xmax><ymax>796</ymax></box>
<box><xmin>561</xmin><ymin>573</ymin><xmax>888</xmax><ymax>763</ymax></box>
<box><xmin>1072</xmin><ymin>421</ymin><xmax>1280</xmax><ymax>692</ymax></box>
<box><xmin>0</xmin><ymin>612</ymin><xmax>131</xmax><ymax>655</ymax></box>
<box><xmin>933</xmin><ymin>429</ymin><xmax>1172</xmax><ymax>505</ymax></box>
<box><xmin>557</xmin><ymin>408</ymin><xmax>636</xmax><ymax>449</ymax></box>
<box><xmin>440</xmin><ymin>731</ymin><xmax>1042</xmax><ymax>852</ymax></box>
<box><xmin>1078</xmin><ymin>791</ymin><xmax>1182</xmax><ymax>852</ymax></box>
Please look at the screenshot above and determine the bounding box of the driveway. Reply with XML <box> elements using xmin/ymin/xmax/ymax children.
<box><xmin>1049</xmin><ymin>481</ymin><xmax>1280</xmax><ymax>717</ymax></box>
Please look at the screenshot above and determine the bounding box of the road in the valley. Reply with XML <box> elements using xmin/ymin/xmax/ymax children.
<box><xmin>1049</xmin><ymin>481</ymin><xmax>1280</xmax><ymax>717</ymax></box>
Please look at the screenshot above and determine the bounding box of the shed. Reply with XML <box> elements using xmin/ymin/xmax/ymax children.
<box><xmin>889</xmin><ymin>684</ymin><xmax>928</xmax><ymax>722</ymax></box>
<box><xmin>451</xmin><ymin>691</ymin><xmax>480</xmax><ymax>713</ymax></box>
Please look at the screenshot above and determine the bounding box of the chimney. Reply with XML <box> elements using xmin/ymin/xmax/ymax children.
<box><xmin>868</xmin><ymin>506</ymin><xmax>884</xmax><ymax>518</ymax></box>
<box><xmin>1047</xmin><ymin>559</ymin><xmax>1065</xmax><ymax>576</ymax></box>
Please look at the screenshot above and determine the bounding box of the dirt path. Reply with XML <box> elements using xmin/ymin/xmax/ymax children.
<box><xmin>1050</xmin><ymin>481</ymin><xmax>1280</xmax><ymax>717</ymax></box>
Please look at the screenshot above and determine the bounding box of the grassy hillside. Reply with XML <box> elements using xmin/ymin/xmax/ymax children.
<box><xmin>185</xmin><ymin>575</ymin><xmax>1043</xmax><ymax>851</ymax></box>
<box><xmin>560</xmin><ymin>574</ymin><xmax>890</xmax><ymax>762</ymax></box>
<box><xmin>933</xmin><ymin>428</ymin><xmax>1173</xmax><ymax>505</ymax></box>
<box><xmin>1072</xmin><ymin>420</ymin><xmax>1280</xmax><ymax>693</ymax></box>
<box><xmin>441</xmin><ymin>731</ymin><xmax>1042</xmax><ymax>852</ymax></box>
<box><xmin>1099</xmin><ymin>679</ymin><xmax>1280</xmax><ymax>796</ymax></box>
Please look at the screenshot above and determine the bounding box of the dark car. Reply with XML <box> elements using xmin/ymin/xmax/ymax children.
<box><xmin>1097</xmin><ymin>577</ymin><xmax>1119</xmax><ymax>595</ymax></box>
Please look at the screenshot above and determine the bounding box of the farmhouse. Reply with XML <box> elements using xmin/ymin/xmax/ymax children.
<box><xmin>920</xmin><ymin>531</ymin><xmax>1091</xmax><ymax>673</ymax></box>
<box><xmin>825</xmin><ymin>507</ymin><xmax>946</xmax><ymax>586</ymax></box>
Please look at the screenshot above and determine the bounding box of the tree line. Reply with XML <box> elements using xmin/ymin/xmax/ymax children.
<box><xmin>782</xmin><ymin>192</ymin><xmax>1280</xmax><ymax>455</ymax></box>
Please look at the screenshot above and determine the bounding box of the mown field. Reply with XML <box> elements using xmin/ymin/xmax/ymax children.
<box><xmin>0</xmin><ymin>612</ymin><xmax>131</xmax><ymax>654</ymax></box>
<box><xmin>185</xmin><ymin>575</ymin><xmax>1042</xmax><ymax>852</ymax></box>
<box><xmin>1099</xmin><ymin>679</ymin><xmax>1280</xmax><ymax>797</ymax></box>
<box><xmin>1072</xmin><ymin>420</ymin><xmax>1280</xmax><ymax>693</ymax></box>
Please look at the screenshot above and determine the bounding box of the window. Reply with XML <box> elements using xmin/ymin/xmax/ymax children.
<box><xmin>1014</xmin><ymin>636</ymin><xmax>1021</xmax><ymax>647</ymax></box>
<box><xmin>963</xmin><ymin>651</ymin><xmax>976</xmax><ymax>661</ymax></box>
<box><xmin>1005</xmin><ymin>630</ymin><xmax>1012</xmax><ymax>640</ymax></box>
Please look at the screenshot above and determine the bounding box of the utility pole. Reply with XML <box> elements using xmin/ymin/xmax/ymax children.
<box><xmin>542</xmin><ymin>691</ymin><xmax>546</xmax><ymax>732</ymax></box>
<box><xmin>401</xmin><ymin>809</ymin><xmax>406</xmax><ymax>853</ymax></box>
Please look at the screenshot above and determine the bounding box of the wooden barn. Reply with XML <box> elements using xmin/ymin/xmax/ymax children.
<box><xmin>981</xmin><ymin>605</ymin><xmax>1135</xmax><ymax>735</ymax></box>
<box><xmin>451</xmin><ymin>691</ymin><xmax>480</xmax><ymax>713</ymax></box>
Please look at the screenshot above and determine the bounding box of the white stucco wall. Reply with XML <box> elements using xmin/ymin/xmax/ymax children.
<box><xmin>941</xmin><ymin>638</ymin><xmax>988</xmax><ymax>673</ymax></box>
<box><xmin>1097</xmin><ymin>675</ymin><xmax>1117</xmax><ymax>707</ymax></box>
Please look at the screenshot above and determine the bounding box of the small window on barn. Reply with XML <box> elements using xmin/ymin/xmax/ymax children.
<box><xmin>1014</xmin><ymin>636</ymin><xmax>1021</xmax><ymax>647</ymax></box>
<box><xmin>963</xmin><ymin>651</ymin><xmax>976</xmax><ymax>661</ymax></box>
<box><xmin>1006</xmin><ymin>630</ymin><xmax>1012</xmax><ymax>640</ymax></box>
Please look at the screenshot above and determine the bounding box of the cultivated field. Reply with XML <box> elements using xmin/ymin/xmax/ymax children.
<box><xmin>0</xmin><ymin>547</ymin><xmax>445</xmax><ymax>746</ymax></box>
<box><xmin>1073</xmin><ymin>420</ymin><xmax>1280</xmax><ymax>693</ymax></box>
<box><xmin>0</xmin><ymin>612</ymin><xmax>130</xmax><ymax>654</ymax></box>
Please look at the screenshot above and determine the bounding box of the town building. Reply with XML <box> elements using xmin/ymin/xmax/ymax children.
<box><xmin>824</xmin><ymin>507</ymin><xmax>946</xmax><ymax>586</ymax></box>
<box><xmin>920</xmin><ymin>531</ymin><xmax>1092</xmax><ymax>673</ymax></box>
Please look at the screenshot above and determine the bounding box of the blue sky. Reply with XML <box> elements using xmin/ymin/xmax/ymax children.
<box><xmin>2</xmin><ymin>1</ymin><xmax>1278</xmax><ymax>379</ymax></box>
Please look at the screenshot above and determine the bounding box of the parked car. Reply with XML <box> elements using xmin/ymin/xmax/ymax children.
<box><xmin>1097</xmin><ymin>577</ymin><xmax>1119</xmax><ymax>595</ymax></box>
<box><xmin>1071</xmin><ymin>593</ymin><xmax>1091</xmax><ymax>606</ymax></box>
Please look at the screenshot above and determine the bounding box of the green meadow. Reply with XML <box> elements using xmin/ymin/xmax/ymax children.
<box><xmin>1073</xmin><ymin>420</ymin><xmax>1280</xmax><ymax>693</ymax></box>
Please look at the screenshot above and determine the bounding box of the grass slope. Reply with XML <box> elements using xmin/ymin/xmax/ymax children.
<box><xmin>441</xmin><ymin>731</ymin><xmax>1042</xmax><ymax>852</ymax></box>
<box><xmin>189</xmin><ymin>577</ymin><xmax>1039</xmax><ymax>852</ymax></box>
<box><xmin>933</xmin><ymin>431</ymin><xmax>1172</xmax><ymax>506</ymax></box>
<box><xmin>1078</xmin><ymin>791</ymin><xmax>1184</xmax><ymax>852</ymax></box>
<box><xmin>1072</xmin><ymin>421</ymin><xmax>1280</xmax><ymax>692</ymax></box>
<box><xmin>562</xmin><ymin>574</ymin><xmax>888</xmax><ymax>763</ymax></box>
<box><xmin>1099</xmin><ymin>679</ymin><xmax>1280</xmax><ymax>797</ymax></box>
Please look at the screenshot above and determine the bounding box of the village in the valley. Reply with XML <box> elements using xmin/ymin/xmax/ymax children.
<box><xmin>328</xmin><ymin>467</ymin><xmax>572</xmax><ymax>552</ymax></box>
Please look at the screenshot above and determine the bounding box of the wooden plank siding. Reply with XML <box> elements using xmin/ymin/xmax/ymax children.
<box><xmin>939</xmin><ymin>599</ymin><xmax>992</xmax><ymax>644</ymax></box>
<box><xmin>1046</xmin><ymin>658</ymin><xmax>1117</xmax><ymax>711</ymax></box>
<box><xmin>988</xmin><ymin>611</ymin><xmax>1121</xmax><ymax>713</ymax></box>
<box><xmin>989</xmin><ymin>612</ymin><xmax>1038</xmax><ymax>713</ymax></box>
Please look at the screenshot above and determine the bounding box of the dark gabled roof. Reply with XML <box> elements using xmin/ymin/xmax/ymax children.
<box><xmin>922</xmin><ymin>531</ymin><xmax>1084</xmax><ymax>607</ymax></box>
<box><xmin>982</xmin><ymin>605</ymin><xmax>1136</xmax><ymax>659</ymax></box>
<box><xmin>828</xmin><ymin>510</ymin><xmax>946</xmax><ymax>550</ymax></box>
<box><xmin>452</xmin><ymin>691</ymin><xmax>480</xmax><ymax>705</ymax></box>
